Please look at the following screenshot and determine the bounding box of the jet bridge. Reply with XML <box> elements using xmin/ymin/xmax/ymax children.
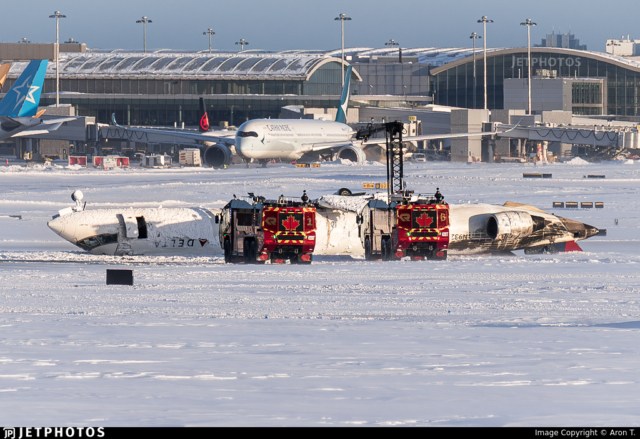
<box><xmin>496</xmin><ymin>125</ymin><xmax>624</xmax><ymax>148</ymax></box>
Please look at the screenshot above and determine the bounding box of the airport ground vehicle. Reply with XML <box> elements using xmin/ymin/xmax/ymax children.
<box><xmin>356</xmin><ymin>121</ymin><xmax>450</xmax><ymax>261</ymax></box>
<box><xmin>359</xmin><ymin>194</ymin><xmax>450</xmax><ymax>261</ymax></box>
<box><xmin>218</xmin><ymin>193</ymin><xmax>317</xmax><ymax>264</ymax></box>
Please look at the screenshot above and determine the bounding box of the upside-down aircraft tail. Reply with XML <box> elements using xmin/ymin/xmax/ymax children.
<box><xmin>335</xmin><ymin>65</ymin><xmax>352</xmax><ymax>124</ymax></box>
<box><xmin>0</xmin><ymin>60</ymin><xmax>48</xmax><ymax>117</ymax></box>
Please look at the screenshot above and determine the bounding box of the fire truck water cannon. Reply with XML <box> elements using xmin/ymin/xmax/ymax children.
<box><xmin>218</xmin><ymin>191</ymin><xmax>318</xmax><ymax>265</ymax></box>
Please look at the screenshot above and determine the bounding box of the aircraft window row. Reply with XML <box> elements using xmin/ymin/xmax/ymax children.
<box><xmin>237</xmin><ymin>131</ymin><xmax>259</xmax><ymax>138</ymax></box>
<box><xmin>76</xmin><ymin>233</ymin><xmax>119</xmax><ymax>251</ymax></box>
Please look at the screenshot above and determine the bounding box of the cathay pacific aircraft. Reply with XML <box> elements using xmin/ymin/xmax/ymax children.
<box><xmin>109</xmin><ymin>65</ymin><xmax>506</xmax><ymax>168</ymax></box>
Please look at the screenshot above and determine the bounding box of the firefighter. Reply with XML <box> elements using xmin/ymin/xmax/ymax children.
<box><xmin>434</xmin><ymin>188</ymin><xmax>444</xmax><ymax>203</ymax></box>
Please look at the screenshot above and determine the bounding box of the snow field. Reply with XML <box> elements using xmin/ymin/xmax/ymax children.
<box><xmin>0</xmin><ymin>161</ymin><xmax>639</xmax><ymax>425</ymax></box>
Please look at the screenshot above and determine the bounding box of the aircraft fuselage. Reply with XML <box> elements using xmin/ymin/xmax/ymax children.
<box><xmin>235</xmin><ymin>119</ymin><xmax>354</xmax><ymax>161</ymax></box>
<box><xmin>48</xmin><ymin>201</ymin><xmax>598</xmax><ymax>257</ymax></box>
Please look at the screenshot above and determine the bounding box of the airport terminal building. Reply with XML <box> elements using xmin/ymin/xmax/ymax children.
<box><xmin>4</xmin><ymin>45</ymin><xmax>640</xmax><ymax>127</ymax></box>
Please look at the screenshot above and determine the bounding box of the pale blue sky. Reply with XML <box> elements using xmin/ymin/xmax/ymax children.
<box><xmin>2</xmin><ymin>0</ymin><xmax>633</xmax><ymax>53</ymax></box>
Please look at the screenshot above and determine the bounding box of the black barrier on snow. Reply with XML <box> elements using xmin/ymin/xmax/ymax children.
<box><xmin>106</xmin><ymin>269</ymin><xmax>134</xmax><ymax>286</ymax></box>
<box><xmin>553</xmin><ymin>202</ymin><xmax>565</xmax><ymax>208</ymax></box>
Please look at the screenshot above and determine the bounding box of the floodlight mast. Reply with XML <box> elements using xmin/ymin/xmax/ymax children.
<box><xmin>49</xmin><ymin>11</ymin><xmax>66</xmax><ymax>107</ymax></box>
<box><xmin>470</xmin><ymin>32</ymin><xmax>481</xmax><ymax>109</ymax></box>
<box><xmin>385</xmin><ymin>39</ymin><xmax>400</xmax><ymax>62</ymax></box>
<box><xmin>520</xmin><ymin>18</ymin><xmax>537</xmax><ymax>115</ymax></box>
<box><xmin>334</xmin><ymin>13</ymin><xmax>352</xmax><ymax>87</ymax></box>
<box><xmin>136</xmin><ymin>16</ymin><xmax>152</xmax><ymax>53</ymax></box>
<box><xmin>235</xmin><ymin>39</ymin><xmax>249</xmax><ymax>51</ymax></box>
<box><xmin>203</xmin><ymin>29</ymin><xmax>215</xmax><ymax>53</ymax></box>
<box><xmin>477</xmin><ymin>15</ymin><xmax>493</xmax><ymax>110</ymax></box>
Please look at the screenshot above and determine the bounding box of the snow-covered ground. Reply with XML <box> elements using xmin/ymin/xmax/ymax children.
<box><xmin>1</xmin><ymin>160</ymin><xmax>639</xmax><ymax>426</ymax></box>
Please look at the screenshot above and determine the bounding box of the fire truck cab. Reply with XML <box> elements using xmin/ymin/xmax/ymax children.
<box><xmin>358</xmin><ymin>193</ymin><xmax>450</xmax><ymax>261</ymax></box>
<box><xmin>218</xmin><ymin>193</ymin><xmax>317</xmax><ymax>264</ymax></box>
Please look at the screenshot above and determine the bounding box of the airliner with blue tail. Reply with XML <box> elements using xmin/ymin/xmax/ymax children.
<box><xmin>0</xmin><ymin>60</ymin><xmax>75</xmax><ymax>141</ymax></box>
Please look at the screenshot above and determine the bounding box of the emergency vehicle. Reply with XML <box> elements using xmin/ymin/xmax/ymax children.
<box><xmin>218</xmin><ymin>193</ymin><xmax>317</xmax><ymax>264</ymax></box>
<box><xmin>358</xmin><ymin>193</ymin><xmax>450</xmax><ymax>261</ymax></box>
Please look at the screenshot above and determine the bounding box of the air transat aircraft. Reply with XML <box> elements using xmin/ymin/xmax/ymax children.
<box><xmin>48</xmin><ymin>191</ymin><xmax>599</xmax><ymax>257</ymax></box>
<box><xmin>109</xmin><ymin>66</ymin><xmax>505</xmax><ymax>168</ymax></box>
<box><xmin>0</xmin><ymin>60</ymin><xmax>76</xmax><ymax>141</ymax></box>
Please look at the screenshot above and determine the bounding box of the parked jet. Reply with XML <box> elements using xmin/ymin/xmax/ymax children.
<box><xmin>107</xmin><ymin>66</ymin><xmax>507</xmax><ymax>168</ymax></box>
<box><xmin>0</xmin><ymin>60</ymin><xmax>75</xmax><ymax>141</ymax></box>
<box><xmin>48</xmin><ymin>191</ymin><xmax>598</xmax><ymax>257</ymax></box>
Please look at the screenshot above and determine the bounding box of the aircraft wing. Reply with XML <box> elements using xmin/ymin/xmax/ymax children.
<box><xmin>40</xmin><ymin>117</ymin><xmax>77</xmax><ymax>125</ymax></box>
<box><xmin>10</xmin><ymin>117</ymin><xmax>76</xmax><ymax>137</ymax></box>
<box><xmin>363</xmin><ymin>131</ymin><xmax>490</xmax><ymax>146</ymax></box>
<box><xmin>361</xmin><ymin>123</ymin><xmax>521</xmax><ymax>146</ymax></box>
<box><xmin>102</xmin><ymin>125</ymin><xmax>236</xmax><ymax>145</ymax></box>
<box><xmin>12</xmin><ymin>129</ymin><xmax>55</xmax><ymax>137</ymax></box>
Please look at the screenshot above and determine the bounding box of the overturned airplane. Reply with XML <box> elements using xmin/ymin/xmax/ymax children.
<box><xmin>47</xmin><ymin>190</ymin><xmax>599</xmax><ymax>259</ymax></box>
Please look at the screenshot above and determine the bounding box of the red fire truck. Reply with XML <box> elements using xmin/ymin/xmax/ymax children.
<box><xmin>218</xmin><ymin>193</ymin><xmax>317</xmax><ymax>264</ymax></box>
<box><xmin>355</xmin><ymin>120</ymin><xmax>450</xmax><ymax>261</ymax></box>
<box><xmin>358</xmin><ymin>194</ymin><xmax>450</xmax><ymax>261</ymax></box>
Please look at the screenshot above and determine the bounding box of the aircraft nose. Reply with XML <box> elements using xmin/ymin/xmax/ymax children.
<box><xmin>47</xmin><ymin>217</ymin><xmax>65</xmax><ymax>236</ymax></box>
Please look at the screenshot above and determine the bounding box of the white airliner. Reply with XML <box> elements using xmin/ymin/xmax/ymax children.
<box><xmin>48</xmin><ymin>191</ymin><xmax>599</xmax><ymax>257</ymax></box>
<box><xmin>108</xmin><ymin>66</ymin><xmax>506</xmax><ymax>168</ymax></box>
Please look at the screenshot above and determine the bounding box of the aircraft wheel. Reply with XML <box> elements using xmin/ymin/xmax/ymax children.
<box><xmin>364</xmin><ymin>237</ymin><xmax>372</xmax><ymax>261</ymax></box>
<box><xmin>224</xmin><ymin>239</ymin><xmax>232</xmax><ymax>263</ymax></box>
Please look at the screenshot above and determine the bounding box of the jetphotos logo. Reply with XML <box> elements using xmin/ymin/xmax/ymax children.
<box><xmin>3</xmin><ymin>428</ymin><xmax>105</xmax><ymax>438</ymax></box>
<box><xmin>511</xmin><ymin>56</ymin><xmax>582</xmax><ymax>69</ymax></box>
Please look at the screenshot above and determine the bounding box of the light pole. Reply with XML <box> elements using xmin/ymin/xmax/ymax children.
<box><xmin>334</xmin><ymin>13</ymin><xmax>351</xmax><ymax>87</ymax></box>
<box><xmin>385</xmin><ymin>39</ymin><xmax>399</xmax><ymax>60</ymax></box>
<box><xmin>520</xmin><ymin>18</ymin><xmax>537</xmax><ymax>115</ymax></box>
<box><xmin>477</xmin><ymin>15</ymin><xmax>493</xmax><ymax>110</ymax></box>
<box><xmin>203</xmin><ymin>29</ymin><xmax>215</xmax><ymax>53</ymax></box>
<box><xmin>235</xmin><ymin>39</ymin><xmax>249</xmax><ymax>51</ymax></box>
<box><xmin>49</xmin><ymin>11</ymin><xmax>66</xmax><ymax>107</ymax></box>
<box><xmin>136</xmin><ymin>16</ymin><xmax>152</xmax><ymax>53</ymax></box>
<box><xmin>470</xmin><ymin>32</ymin><xmax>481</xmax><ymax>109</ymax></box>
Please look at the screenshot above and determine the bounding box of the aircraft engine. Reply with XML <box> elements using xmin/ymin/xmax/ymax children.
<box><xmin>486</xmin><ymin>211</ymin><xmax>534</xmax><ymax>240</ymax></box>
<box><xmin>335</xmin><ymin>145</ymin><xmax>366</xmax><ymax>164</ymax></box>
<box><xmin>203</xmin><ymin>144</ymin><xmax>233</xmax><ymax>168</ymax></box>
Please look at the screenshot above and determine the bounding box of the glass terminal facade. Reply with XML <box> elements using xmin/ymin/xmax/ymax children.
<box><xmin>431</xmin><ymin>49</ymin><xmax>640</xmax><ymax>116</ymax></box>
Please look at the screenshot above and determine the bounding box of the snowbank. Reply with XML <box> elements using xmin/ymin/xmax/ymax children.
<box><xmin>566</xmin><ymin>157</ymin><xmax>590</xmax><ymax>165</ymax></box>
